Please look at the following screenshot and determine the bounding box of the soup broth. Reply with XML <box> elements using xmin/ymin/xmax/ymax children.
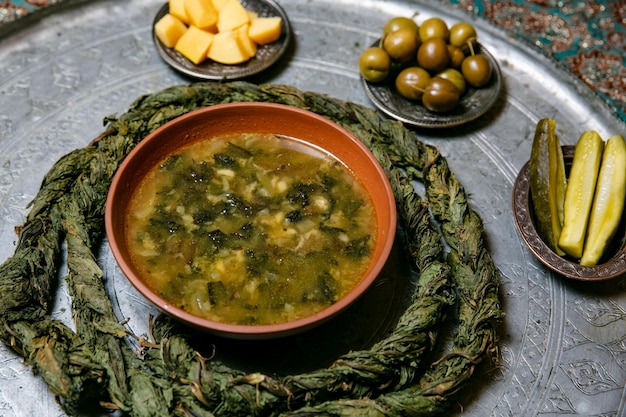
<box><xmin>127</xmin><ymin>133</ymin><xmax>377</xmax><ymax>325</ymax></box>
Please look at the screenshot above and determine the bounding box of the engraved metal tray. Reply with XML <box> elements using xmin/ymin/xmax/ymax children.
<box><xmin>0</xmin><ymin>0</ymin><xmax>625</xmax><ymax>416</ymax></box>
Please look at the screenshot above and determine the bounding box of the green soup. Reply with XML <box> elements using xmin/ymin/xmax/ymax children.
<box><xmin>127</xmin><ymin>133</ymin><xmax>377</xmax><ymax>325</ymax></box>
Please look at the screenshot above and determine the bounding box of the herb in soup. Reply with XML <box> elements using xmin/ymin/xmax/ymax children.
<box><xmin>127</xmin><ymin>133</ymin><xmax>377</xmax><ymax>325</ymax></box>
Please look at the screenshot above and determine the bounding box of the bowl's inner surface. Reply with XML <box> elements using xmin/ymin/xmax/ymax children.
<box><xmin>106</xmin><ymin>103</ymin><xmax>396</xmax><ymax>336</ymax></box>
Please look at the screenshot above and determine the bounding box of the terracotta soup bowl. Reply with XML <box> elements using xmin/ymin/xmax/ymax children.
<box><xmin>105</xmin><ymin>102</ymin><xmax>397</xmax><ymax>339</ymax></box>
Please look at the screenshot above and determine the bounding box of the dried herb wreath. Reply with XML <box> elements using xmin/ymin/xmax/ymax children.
<box><xmin>0</xmin><ymin>81</ymin><xmax>503</xmax><ymax>416</ymax></box>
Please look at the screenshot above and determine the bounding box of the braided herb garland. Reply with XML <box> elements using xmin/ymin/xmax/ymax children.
<box><xmin>0</xmin><ymin>81</ymin><xmax>503</xmax><ymax>416</ymax></box>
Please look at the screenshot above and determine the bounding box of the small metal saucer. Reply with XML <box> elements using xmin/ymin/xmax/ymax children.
<box><xmin>512</xmin><ymin>145</ymin><xmax>626</xmax><ymax>281</ymax></box>
<box><xmin>361</xmin><ymin>42</ymin><xmax>502</xmax><ymax>128</ymax></box>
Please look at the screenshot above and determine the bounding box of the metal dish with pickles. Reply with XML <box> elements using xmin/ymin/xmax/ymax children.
<box><xmin>512</xmin><ymin>119</ymin><xmax>626</xmax><ymax>281</ymax></box>
<box><xmin>153</xmin><ymin>0</ymin><xmax>292</xmax><ymax>80</ymax></box>
<box><xmin>359</xmin><ymin>16</ymin><xmax>501</xmax><ymax>128</ymax></box>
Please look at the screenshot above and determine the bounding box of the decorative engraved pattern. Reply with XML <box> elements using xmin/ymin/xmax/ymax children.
<box><xmin>569</xmin><ymin>297</ymin><xmax>626</xmax><ymax>328</ymax></box>
<box><xmin>606</xmin><ymin>335</ymin><xmax>626</xmax><ymax>369</ymax></box>
<box><xmin>562</xmin><ymin>357</ymin><xmax>620</xmax><ymax>395</ymax></box>
<box><xmin>562</xmin><ymin>319</ymin><xmax>592</xmax><ymax>351</ymax></box>
<box><xmin>540</xmin><ymin>383</ymin><xmax>576</xmax><ymax>414</ymax></box>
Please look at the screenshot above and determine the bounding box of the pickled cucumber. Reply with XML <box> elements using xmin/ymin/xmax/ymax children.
<box><xmin>558</xmin><ymin>131</ymin><xmax>604</xmax><ymax>258</ymax></box>
<box><xmin>580</xmin><ymin>135</ymin><xmax>626</xmax><ymax>266</ymax></box>
<box><xmin>529</xmin><ymin>118</ymin><xmax>567</xmax><ymax>255</ymax></box>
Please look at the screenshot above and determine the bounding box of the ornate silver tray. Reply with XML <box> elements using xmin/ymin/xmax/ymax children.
<box><xmin>0</xmin><ymin>0</ymin><xmax>624</xmax><ymax>416</ymax></box>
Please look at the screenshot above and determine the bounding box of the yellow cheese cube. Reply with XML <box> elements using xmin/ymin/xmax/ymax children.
<box><xmin>169</xmin><ymin>0</ymin><xmax>189</xmax><ymax>24</ymax></box>
<box><xmin>198</xmin><ymin>19</ymin><xmax>218</xmax><ymax>33</ymax></box>
<box><xmin>207</xmin><ymin>31</ymin><xmax>248</xmax><ymax>64</ymax></box>
<box><xmin>248</xmin><ymin>16</ymin><xmax>282</xmax><ymax>45</ymax></box>
<box><xmin>211</xmin><ymin>0</ymin><xmax>230</xmax><ymax>11</ymax></box>
<box><xmin>217</xmin><ymin>0</ymin><xmax>250</xmax><ymax>32</ymax></box>
<box><xmin>235</xmin><ymin>25</ymin><xmax>257</xmax><ymax>59</ymax></box>
<box><xmin>184</xmin><ymin>0</ymin><xmax>218</xmax><ymax>29</ymax></box>
<box><xmin>247</xmin><ymin>10</ymin><xmax>259</xmax><ymax>21</ymax></box>
<box><xmin>155</xmin><ymin>13</ymin><xmax>188</xmax><ymax>48</ymax></box>
<box><xmin>175</xmin><ymin>25</ymin><xmax>215</xmax><ymax>64</ymax></box>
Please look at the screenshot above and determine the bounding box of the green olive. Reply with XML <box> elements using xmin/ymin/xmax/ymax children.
<box><xmin>395</xmin><ymin>67</ymin><xmax>431</xmax><ymax>100</ymax></box>
<box><xmin>383</xmin><ymin>16</ymin><xmax>419</xmax><ymax>37</ymax></box>
<box><xmin>461</xmin><ymin>54</ymin><xmax>492</xmax><ymax>87</ymax></box>
<box><xmin>435</xmin><ymin>68</ymin><xmax>466</xmax><ymax>94</ymax></box>
<box><xmin>418</xmin><ymin>17</ymin><xmax>449</xmax><ymax>42</ymax></box>
<box><xmin>422</xmin><ymin>78</ymin><xmax>460</xmax><ymax>112</ymax></box>
<box><xmin>447</xmin><ymin>44</ymin><xmax>465</xmax><ymax>69</ymax></box>
<box><xmin>416</xmin><ymin>37</ymin><xmax>449</xmax><ymax>72</ymax></box>
<box><xmin>449</xmin><ymin>22</ymin><xmax>477</xmax><ymax>48</ymax></box>
<box><xmin>383</xmin><ymin>28</ymin><xmax>420</xmax><ymax>63</ymax></box>
<box><xmin>359</xmin><ymin>47</ymin><xmax>391</xmax><ymax>82</ymax></box>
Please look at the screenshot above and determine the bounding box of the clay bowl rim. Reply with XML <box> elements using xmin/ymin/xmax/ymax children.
<box><xmin>105</xmin><ymin>102</ymin><xmax>397</xmax><ymax>339</ymax></box>
<box><xmin>512</xmin><ymin>145</ymin><xmax>626</xmax><ymax>281</ymax></box>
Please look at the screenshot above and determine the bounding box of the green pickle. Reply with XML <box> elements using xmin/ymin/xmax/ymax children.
<box><xmin>529</xmin><ymin>118</ymin><xmax>567</xmax><ymax>255</ymax></box>
<box><xmin>558</xmin><ymin>131</ymin><xmax>604</xmax><ymax>259</ymax></box>
<box><xmin>580</xmin><ymin>134</ymin><xmax>626</xmax><ymax>266</ymax></box>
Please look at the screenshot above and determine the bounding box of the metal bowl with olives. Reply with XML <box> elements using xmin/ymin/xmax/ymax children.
<box><xmin>359</xmin><ymin>15</ymin><xmax>502</xmax><ymax>128</ymax></box>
